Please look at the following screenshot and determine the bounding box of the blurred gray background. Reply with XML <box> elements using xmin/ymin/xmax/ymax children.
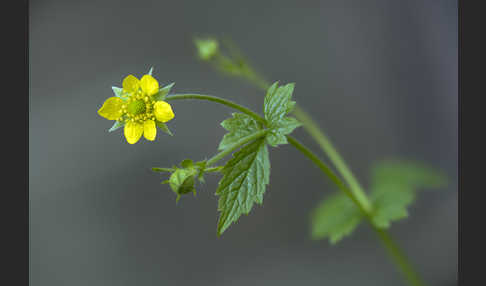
<box><xmin>29</xmin><ymin>0</ymin><xmax>457</xmax><ymax>285</ymax></box>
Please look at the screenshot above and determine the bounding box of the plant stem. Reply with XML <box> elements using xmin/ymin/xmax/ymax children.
<box><xmin>288</xmin><ymin>136</ymin><xmax>425</xmax><ymax>286</ymax></box>
<box><xmin>206</xmin><ymin>129</ymin><xmax>268</xmax><ymax>166</ymax></box>
<box><xmin>204</xmin><ymin>166</ymin><xmax>224</xmax><ymax>173</ymax></box>
<box><xmin>285</xmin><ymin>136</ymin><xmax>368</xmax><ymax>215</ymax></box>
<box><xmin>166</xmin><ymin>92</ymin><xmax>425</xmax><ymax>286</ymax></box>
<box><xmin>291</xmin><ymin>107</ymin><xmax>373</xmax><ymax>212</ymax></box>
<box><xmin>231</xmin><ymin>70</ymin><xmax>373</xmax><ymax>212</ymax></box>
<box><xmin>374</xmin><ymin>227</ymin><xmax>426</xmax><ymax>286</ymax></box>
<box><xmin>166</xmin><ymin>94</ymin><xmax>266</xmax><ymax>125</ymax></box>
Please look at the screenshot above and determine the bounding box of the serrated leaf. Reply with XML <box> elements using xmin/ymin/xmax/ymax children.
<box><xmin>216</xmin><ymin>138</ymin><xmax>270</xmax><ymax>235</ymax></box>
<box><xmin>310</xmin><ymin>192</ymin><xmax>362</xmax><ymax>244</ymax></box>
<box><xmin>371</xmin><ymin>160</ymin><xmax>447</xmax><ymax>189</ymax></box>
<box><xmin>286</xmin><ymin>100</ymin><xmax>296</xmax><ymax>114</ymax></box>
<box><xmin>265</xmin><ymin>117</ymin><xmax>302</xmax><ymax>147</ymax></box>
<box><xmin>153</xmin><ymin>82</ymin><xmax>175</xmax><ymax>101</ymax></box>
<box><xmin>218</xmin><ymin>113</ymin><xmax>263</xmax><ymax>150</ymax></box>
<box><xmin>263</xmin><ymin>82</ymin><xmax>295</xmax><ymax>124</ymax></box>
<box><xmin>369</xmin><ymin>160</ymin><xmax>447</xmax><ymax>229</ymax></box>
<box><xmin>108</xmin><ymin>120</ymin><xmax>124</xmax><ymax>132</ymax></box>
<box><xmin>262</xmin><ymin>82</ymin><xmax>301</xmax><ymax>147</ymax></box>
<box><xmin>155</xmin><ymin>121</ymin><xmax>173</xmax><ymax>136</ymax></box>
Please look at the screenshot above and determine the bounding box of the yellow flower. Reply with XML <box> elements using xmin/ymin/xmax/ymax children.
<box><xmin>98</xmin><ymin>73</ymin><xmax>175</xmax><ymax>144</ymax></box>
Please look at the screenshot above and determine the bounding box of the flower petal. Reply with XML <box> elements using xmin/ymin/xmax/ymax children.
<box><xmin>140</xmin><ymin>74</ymin><xmax>159</xmax><ymax>96</ymax></box>
<box><xmin>124</xmin><ymin>121</ymin><xmax>144</xmax><ymax>144</ymax></box>
<box><xmin>122</xmin><ymin>75</ymin><xmax>140</xmax><ymax>93</ymax></box>
<box><xmin>154</xmin><ymin>101</ymin><xmax>175</xmax><ymax>123</ymax></box>
<box><xmin>143</xmin><ymin>120</ymin><xmax>157</xmax><ymax>141</ymax></box>
<box><xmin>98</xmin><ymin>97</ymin><xmax>123</xmax><ymax>120</ymax></box>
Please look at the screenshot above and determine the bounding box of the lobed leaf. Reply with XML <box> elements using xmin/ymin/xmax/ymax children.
<box><xmin>310</xmin><ymin>192</ymin><xmax>362</xmax><ymax>244</ymax></box>
<box><xmin>218</xmin><ymin>113</ymin><xmax>263</xmax><ymax>150</ymax></box>
<box><xmin>265</xmin><ymin>117</ymin><xmax>302</xmax><ymax>147</ymax></box>
<box><xmin>369</xmin><ymin>160</ymin><xmax>447</xmax><ymax>228</ymax></box>
<box><xmin>263</xmin><ymin>81</ymin><xmax>295</xmax><ymax>125</ymax></box>
<box><xmin>262</xmin><ymin>82</ymin><xmax>301</xmax><ymax>147</ymax></box>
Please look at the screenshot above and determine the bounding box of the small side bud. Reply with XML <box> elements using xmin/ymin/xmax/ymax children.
<box><xmin>194</xmin><ymin>38</ymin><xmax>219</xmax><ymax>61</ymax></box>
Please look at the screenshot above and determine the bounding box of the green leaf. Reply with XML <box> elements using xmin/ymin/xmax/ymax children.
<box><xmin>148</xmin><ymin>66</ymin><xmax>154</xmax><ymax>76</ymax></box>
<box><xmin>108</xmin><ymin>120</ymin><xmax>124</xmax><ymax>132</ymax></box>
<box><xmin>216</xmin><ymin>138</ymin><xmax>270</xmax><ymax>235</ymax></box>
<box><xmin>310</xmin><ymin>192</ymin><xmax>362</xmax><ymax>244</ymax></box>
<box><xmin>218</xmin><ymin>113</ymin><xmax>263</xmax><ymax>150</ymax></box>
<box><xmin>153</xmin><ymin>82</ymin><xmax>175</xmax><ymax>101</ymax></box>
<box><xmin>265</xmin><ymin>117</ymin><xmax>302</xmax><ymax>147</ymax></box>
<box><xmin>369</xmin><ymin>160</ymin><xmax>447</xmax><ymax>229</ymax></box>
<box><xmin>263</xmin><ymin>82</ymin><xmax>295</xmax><ymax>124</ymax></box>
<box><xmin>262</xmin><ymin>82</ymin><xmax>301</xmax><ymax>147</ymax></box>
<box><xmin>156</xmin><ymin>121</ymin><xmax>173</xmax><ymax>136</ymax></box>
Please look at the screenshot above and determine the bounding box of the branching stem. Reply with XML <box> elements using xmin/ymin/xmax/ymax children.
<box><xmin>165</xmin><ymin>92</ymin><xmax>425</xmax><ymax>286</ymax></box>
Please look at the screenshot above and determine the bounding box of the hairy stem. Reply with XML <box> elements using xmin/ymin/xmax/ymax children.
<box><xmin>165</xmin><ymin>92</ymin><xmax>425</xmax><ymax>286</ymax></box>
<box><xmin>167</xmin><ymin>94</ymin><xmax>266</xmax><ymax>125</ymax></box>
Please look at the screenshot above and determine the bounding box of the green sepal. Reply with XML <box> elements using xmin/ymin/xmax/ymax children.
<box><xmin>180</xmin><ymin>159</ymin><xmax>194</xmax><ymax>168</ymax></box>
<box><xmin>153</xmin><ymin>82</ymin><xmax>175</xmax><ymax>101</ymax></box>
<box><xmin>195</xmin><ymin>161</ymin><xmax>208</xmax><ymax>182</ymax></box>
<box><xmin>156</xmin><ymin>121</ymin><xmax>173</xmax><ymax>136</ymax></box>
<box><xmin>168</xmin><ymin>167</ymin><xmax>197</xmax><ymax>197</ymax></box>
<box><xmin>108</xmin><ymin>120</ymin><xmax>124</xmax><ymax>132</ymax></box>
<box><xmin>152</xmin><ymin>167</ymin><xmax>174</xmax><ymax>173</ymax></box>
<box><xmin>148</xmin><ymin>66</ymin><xmax>154</xmax><ymax>76</ymax></box>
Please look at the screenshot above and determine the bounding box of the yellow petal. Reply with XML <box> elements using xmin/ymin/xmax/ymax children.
<box><xmin>122</xmin><ymin>75</ymin><xmax>140</xmax><ymax>93</ymax></box>
<box><xmin>124</xmin><ymin>121</ymin><xmax>144</xmax><ymax>144</ymax></box>
<box><xmin>140</xmin><ymin>74</ymin><xmax>159</xmax><ymax>96</ymax></box>
<box><xmin>154</xmin><ymin>101</ymin><xmax>175</xmax><ymax>123</ymax></box>
<box><xmin>143</xmin><ymin>120</ymin><xmax>157</xmax><ymax>141</ymax></box>
<box><xmin>97</xmin><ymin>97</ymin><xmax>123</xmax><ymax>120</ymax></box>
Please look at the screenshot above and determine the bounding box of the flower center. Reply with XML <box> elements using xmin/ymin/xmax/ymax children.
<box><xmin>127</xmin><ymin>100</ymin><xmax>146</xmax><ymax>115</ymax></box>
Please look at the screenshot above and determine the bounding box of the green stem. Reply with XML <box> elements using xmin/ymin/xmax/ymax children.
<box><xmin>286</xmin><ymin>136</ymin><xmax>369</xmax><ymax>215</ymax></box>
<box><xmin>230</xmin><ymin>70</ymin><xmax>373</xmax><ymax>212</ymax></box>
<box><xmin>292</xmin><ymin>107</ymin><xmax>373</xmax><ymax>212</ymax></box>
<box><xmin>166</xmin><ymin>92</ymin><xmax>424</xmax><ymax>286</ymax></box>
<box><xmin>374</xmin><ymin>227</ymin><xmax>426</xmax><ymax>286</ymax></box>
<box><xmin>152</xmin><ymin>167</ymin><xmax>174</xmax><ymax>173</ymax></box>
<box><xmin>206</xmin><ymin>129</ymin><xmax>268</xmax><ymax>166</ymax></box>
<box><xmin>204</xmin><ymin>166</ymin><xmax>224</xmax><ymax>173</ymax></box>
<box><xmin>166</xmin><ymin>94</ymin><xmax>266</xmax><ymax>125</ymax></box>
<box><xmin>289</xmin><ymin>136</ymin><xmax>424</xmax><ymax>286</ymax></box>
